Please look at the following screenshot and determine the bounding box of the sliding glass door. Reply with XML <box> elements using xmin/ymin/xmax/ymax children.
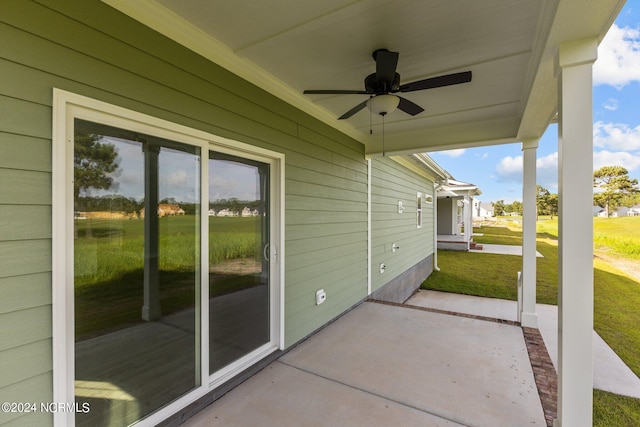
<box><xmin>208</xmin><ymin>152</ymin><xmax>271</xmax><ymax>373</ymax></box>
<box><xmin>61</xmin><ymin>99</ymin><xmax>282</xmax><ymax>426</ymax></box>
<box><xmin>73</xmin><ymin>120</ymin><xmax>200</xmax><ymax>426</ymax></box>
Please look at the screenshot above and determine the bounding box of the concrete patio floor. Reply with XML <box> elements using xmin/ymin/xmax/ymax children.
<box><xmin>183</xmin><ymin>301</ymin><xmax>546</xmax><ymax>427</ymax></box>
<box><xmin>410</xmin><ymin>290</ymin><xmax>640</xmax><ymax>399</ymax></box>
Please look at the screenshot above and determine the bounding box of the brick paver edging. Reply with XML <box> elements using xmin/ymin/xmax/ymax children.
<box><xmin>368</xmin><ymin>299</ymin><xmax>558</xmax><ymax>427</ymax></box>
<box><xmin>522</xmin><ymin>327</ymin><xmax>558</xmax><ymax>427</ymax></box>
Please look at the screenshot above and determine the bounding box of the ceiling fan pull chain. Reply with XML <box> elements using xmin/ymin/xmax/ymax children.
<box><xmin>369</xmin><ymin>99</ymin><xmax>373</xmax><ymax>135</ymax></box>
<box><xmin>381</xmin><ymin>112</ymin><xmax>386</xmax><ymax>157</ymax></box>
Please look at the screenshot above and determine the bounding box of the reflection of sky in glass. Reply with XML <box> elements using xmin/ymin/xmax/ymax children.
<box><xmin>88</xmin><ymin>137</ymin><xmax>259</xmax><ymax>203</ymax></box>
<box><xmin>209</xmin><ymin>160</ymin><xmax>260</xmax><ymax>202</ymax></box>
<box><xmin>159</xmin><ymin>146</ymin><xmax>200</xmax><ymax>203</ymax></box>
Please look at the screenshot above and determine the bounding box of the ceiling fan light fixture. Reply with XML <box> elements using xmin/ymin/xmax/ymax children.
<box><xmin>367</xmin><ymin>94</ymin><xmax>400</xmax><ymax>116</ymax></box>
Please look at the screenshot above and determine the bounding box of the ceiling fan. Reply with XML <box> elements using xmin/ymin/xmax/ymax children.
<box><xmin>303</xmin><ymin>49</ymin><xmax>472</xmax><ymax>120</ymax></box>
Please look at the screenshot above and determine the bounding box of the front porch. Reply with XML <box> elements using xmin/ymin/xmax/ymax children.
<box><xmin>181</xmin><ymin>297</ymin><xmax>548</xmax><ymax>427</ymax></box>
<box><xmin>436</xmin><ymin>234</ymin><xmax>482</xmax><ymax>252</ymax></box>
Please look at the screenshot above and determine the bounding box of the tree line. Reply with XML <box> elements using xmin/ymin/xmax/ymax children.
<box><xmin>490</xmin><ymin>166</ymin><xmax>639</xmax><ymax>218</ymax></box>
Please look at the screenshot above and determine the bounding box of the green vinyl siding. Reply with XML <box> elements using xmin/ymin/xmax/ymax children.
<box><xmin>370</xmin><ymin>157</ymin><xmax>435</xmax><ymax>293</ymax></box>
<box><xmin>0</xmin><ymin>372</ymin><xmax>53</xmax><ymax>426</ymax></box>
<box><xmin>0</xmin><ymin>2</ymin><xmax>369</xmax><ymax>420</ymax></box>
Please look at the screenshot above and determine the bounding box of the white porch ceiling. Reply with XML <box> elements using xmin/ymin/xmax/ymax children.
<box><xmin>103</xmin><ymin>0</ymin><xmax>625</xmax><ymax>155</ymax></box>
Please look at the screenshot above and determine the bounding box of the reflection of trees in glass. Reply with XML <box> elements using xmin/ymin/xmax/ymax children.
<box><xmin>74</xmin><ymin>133</ymin><xmax>119</xmax><ymax>198</ymax></box>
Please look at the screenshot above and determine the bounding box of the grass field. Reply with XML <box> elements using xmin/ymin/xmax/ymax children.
<box><xmin>594</xmin><ymin>216</ymin><xmax>640</xmax><ymax>260</ymax></box>
<box><xmin>74</xmin><ymin>215</ymin><xmax>262</xmax><ymax>339</ymax></box>
<box><xmin>423</xmin><ymin>216</ymin><xmax>640</xmax><ymax>426</ymax></box>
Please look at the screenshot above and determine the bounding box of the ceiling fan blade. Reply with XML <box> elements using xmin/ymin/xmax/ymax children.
<box><xmin>397</xmin><ymin>97</ymin><xmax>424</xmax><ymax>116</ymax></box>
<box><xmin>338</xmin><ymin>99</ymin><xmax>369</xmax><ymax>120</ymax></box>
<box><xmin>304</xmin><ymin>89</ymin><xmax>369</xmax><ymax>95</ymax></box>
<box><xmin>399</xmin><ymin>71</ymin><xmax>472</xmax><ymax>93</ymax></box>
<box><xmin>375</xmin><ymin>50</ymin><xmax>399</xmax><ymax>88</ymax></box>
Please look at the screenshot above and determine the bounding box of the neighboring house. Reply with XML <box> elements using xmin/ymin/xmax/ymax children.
<box><xmin>216</xmin><ymin>208</ymin><xmax>238</xmax><ymax>217</ymax></box>
<box><xmin>241</xmin><ymin>207</ymin><xmax>259</xmax><ymax>217</ymax></box>
<box><xmin>628</xmin><ymin>204</ymin><xmax>640</xmax><ymax>216</ymax></box>
<box><xmin>606</xmin><ymin>205</ymin><xmax>640</xmax><ymax>217</ymax></box>
<box><xmin>473</xmin><ymin>201</ymin><xmax>495</xmax><ymax>218</ymax></box>
<box><xmin>139</xmin><ymin>204</ymin><xmax>185</xmax><ymax>218</ymax></box>
<box><xmin>0</xmin><ymin>2</ymin><xmax>621</xmax><ymax>427</ymax></box>
<box><xmin>437</xmin><ymin>179</ymin><xmax>481</xmax><ymax>251</ymax></box>
<box><xmin>593</xmin><ymin>206</ymin><xmax>604</xmax><ymax>217</ymax></box>
<box><xmin>610</xmin><ymin>206</ymin><xmax>630</xmax><ymax>217</ymax></box>
<box><xmin>158</xmin><ymin>203</ymin><xmax>185</xmax><ymax>216</ymax></box>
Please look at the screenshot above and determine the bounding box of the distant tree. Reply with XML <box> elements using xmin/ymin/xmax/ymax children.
<box><xmin>509</xmin><ymin>200</ymin><xmax>523</xmax><ymax>214</ymax></box>
<box><xmin>535</xmin><ymin>185</ymin><xmax>559</xmax><ymax>218</ymax></box>
<box><xmin>536</xmin><ymin>185</ymin><xmax>551</xmax><ymax>216</ymax></box>
<box><xmin>547</xmin><ymin>193</ymin><xmax>558</xmax><ymax>218</ymax></box>
<box><xmin>77</xmin><ymin>195</ymin><xmax>141</xmax><ymax>213</ymax></box>
<box><xmin>492</xmin><ymin>200</ymin><xmax>505</xmax><ymax>216</ymax></box>
<box><xmin>618</xmin><ymin>192</ymin><xmax>640</xmax><ymax>208</ymax></box>
<box><xmin>180</xmin><ymin>203</ymin><xmax>198</xmax><ymax>215</ymax></box>
<box><xmin>593</xmin><ymin>166</ymin><xmax>639</xmax><ymax>217</ymax></box>
<box><xmin>160</xmin><ymin>197</ymin><xmax>178</xmax><ymax>205</ymax></box>
<box><xmin>74</xmin><ymin>133</ymin><xmax>119</xmax><ymax>199</ymax></box>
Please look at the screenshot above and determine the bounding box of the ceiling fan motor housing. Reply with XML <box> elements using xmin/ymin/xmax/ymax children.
<box><xmin>365</xmin><ymin>72</ymin><xmax>401</xmax><ymax>94</ymax></box>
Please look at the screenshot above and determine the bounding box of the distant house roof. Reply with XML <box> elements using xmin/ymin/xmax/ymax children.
<box><xmin>437</xmin><ymin>178</ymin><xmax>481</xmax><ymax>198</ymax></box>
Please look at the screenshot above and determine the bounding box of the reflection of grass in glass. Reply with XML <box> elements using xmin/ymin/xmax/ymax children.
<box><xmin>74</xmin><ymin>216</ymin><xmax>262</xmax><ymax>340</ymax></box>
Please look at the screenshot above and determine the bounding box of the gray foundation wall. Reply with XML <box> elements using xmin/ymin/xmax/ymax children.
<box><xmin>370</xmin><ymin>255</ymin><xmax>433</xmax><ymax>304</ymax></box>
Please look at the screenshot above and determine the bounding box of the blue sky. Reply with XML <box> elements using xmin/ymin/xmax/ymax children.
<box><xmin>430</xmin><ymin>0</ymin><xmax>640</xmax><ymax>204</ymax></box>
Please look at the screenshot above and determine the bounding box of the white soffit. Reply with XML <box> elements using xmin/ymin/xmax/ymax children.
<box><xmin>102</xmin><ymin>0</ymin><xmax>624</xmax><ymax>154</ymax></box>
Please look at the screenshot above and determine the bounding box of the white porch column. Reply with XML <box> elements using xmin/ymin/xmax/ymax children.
<box><xmin>463</xmin><ymin>194</ymin><xmax>472</xmax><ymax>248</ymax></box>
<box><xmin>555</xmin><ymin>38</ymin><xmax>597</xmax><ymax>427</ymax></box>
<box><xmin>521</xmin><ymin>139</ymin><xmax>538</xmax><ymax>328</ymax></box>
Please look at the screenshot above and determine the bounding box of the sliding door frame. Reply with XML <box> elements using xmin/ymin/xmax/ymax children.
<box><xmin>52</xmin><ymin>89</ymin><xmax>285</xmax><ymax>427</ymax></box>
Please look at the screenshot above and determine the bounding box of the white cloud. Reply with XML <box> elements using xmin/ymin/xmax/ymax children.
<box><xmin>536</xmin><ymin>152</ymin><xmax>559</xmax><ymax>191</ymax></box>
<box><xmin>594</xmin><ymin>24</ymin><xmax>640</xmax><ymax>88</ymax></box>
<box><xmin>593</xmin><ymin>150</ymin><xmax>640</xmax><ymax>171</ymax></box>
<box><xmin>594</xmin><ymin>121</ymin><xmax>640</xmax><ymax>150</ymax></box>
<box><xmin>495</xmin><ymin>152</ymin><xmax>558</xmax><ymax>190</ymax></box>
<box><xmin>537</xmin><ymin>152</ymin><xmax>558</xmax><ymax>169</ymax></box>
<box><xmin>496</xmin><ymin>155</ymin><xmax>522</xmax><ymax>183</ymax></box>
<box><xmin>434</xmin><ymin>148</ymin><xmax>466</xmax><ymax>158</ymax></box>
<box><xmin>603</xmin><ymin>98</ymin><xmax>618</xmax><ymax>111</ymax></box>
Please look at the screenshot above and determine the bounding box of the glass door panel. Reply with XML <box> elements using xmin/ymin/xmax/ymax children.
<box><xmin>73</xmin><ymin>119</ymin><xmax>200</xmax><ymax>426</ymax></box>
<box><xmin>208</xmin><ymin>151</ymin><xmax>270</xmax><ymax>374</ymax></box>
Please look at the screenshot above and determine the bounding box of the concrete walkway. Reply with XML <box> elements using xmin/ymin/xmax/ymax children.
<box><xmin>469</xmin><ymin>243</ymin><xmax>544</xmax><ymax>258</ymax></box>
<box><xmin>183</xmin><ymin>301</ymin><xmax>545</xmax><ymax>427</ymax></box>
<box><xmin>409</xmin><ymin>290</ymin><xmax>640</xmax><ymax>399</ymax></box>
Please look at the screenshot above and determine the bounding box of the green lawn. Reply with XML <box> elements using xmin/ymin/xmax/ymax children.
<box><xmin>423</xmin><ymin>217</ymin><xmax>640</xmax><ymax>425</ymax></box>
<box><xmin>593</xmin><ymin>216</ymin><xmax>640</xmax><ymax>260</ymax></box>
